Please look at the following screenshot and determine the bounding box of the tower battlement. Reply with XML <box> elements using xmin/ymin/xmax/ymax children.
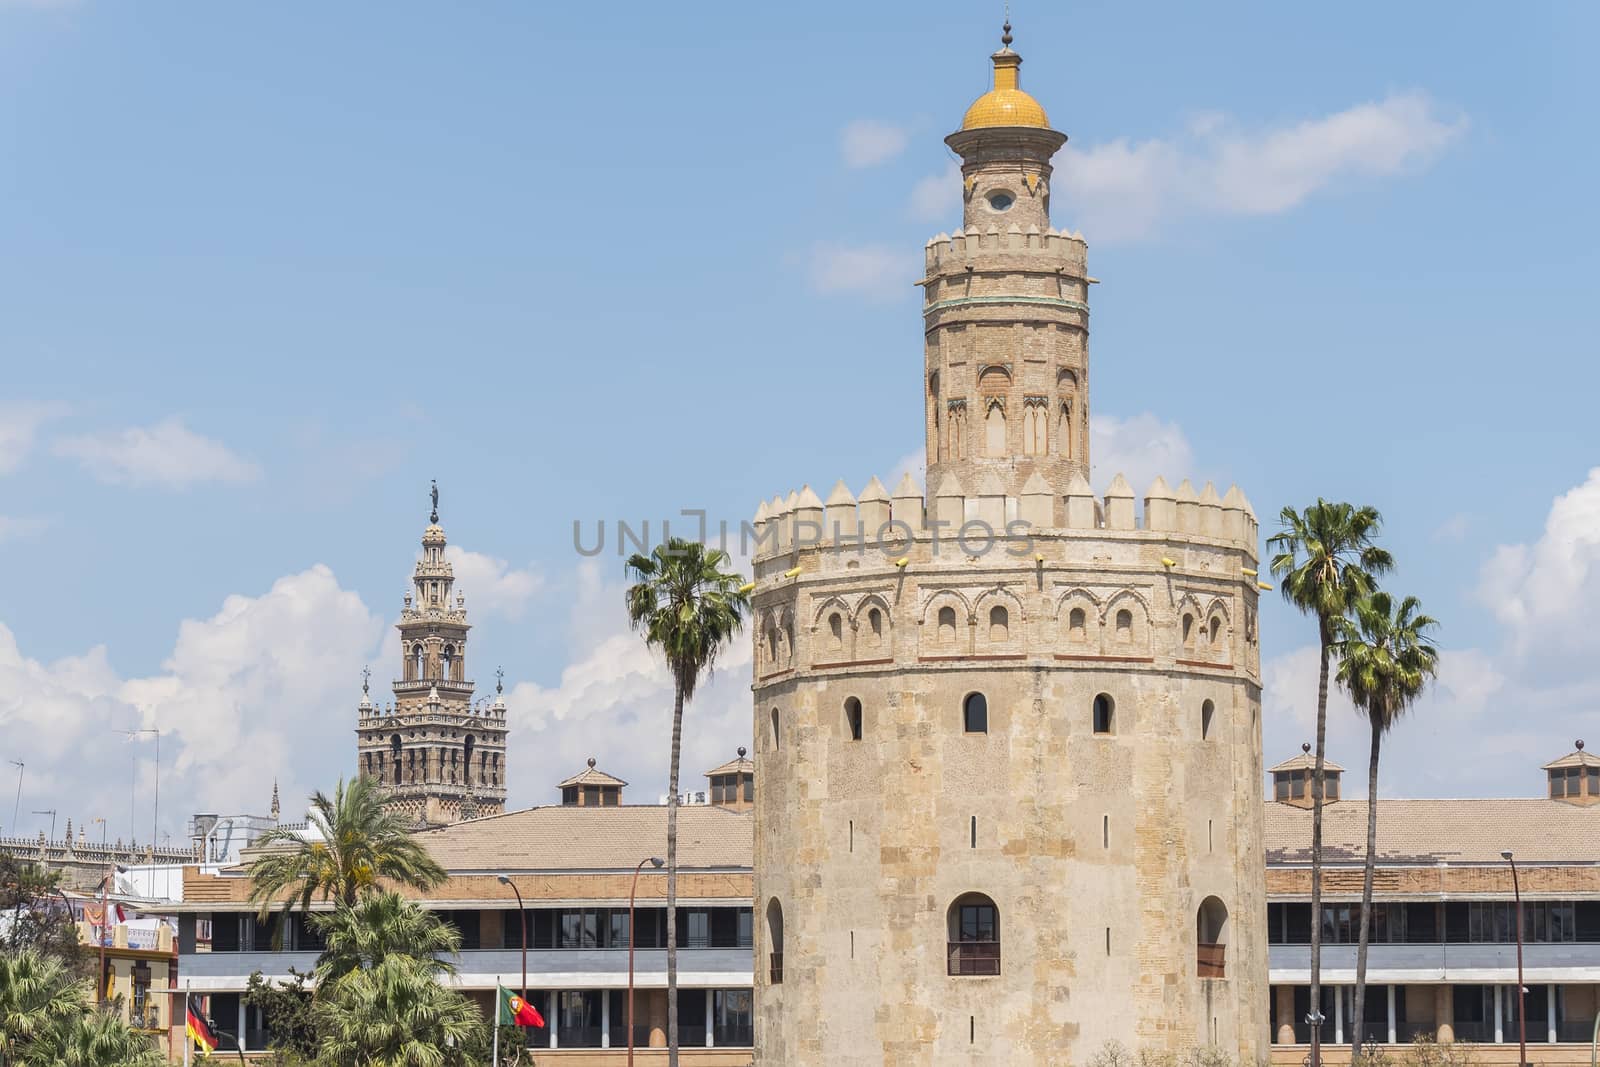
<box><xmin>923</xmin><ymin>224</ymin><xmax>1087</xmax><ymax>274</ymax></box>
<box><xmin>750</xmin><ymin>473</ymin><xmax>1259</xmax><ymax>566</ymax></box>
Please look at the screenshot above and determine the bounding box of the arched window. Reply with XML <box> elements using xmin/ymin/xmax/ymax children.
<box><xmin>490</xmin><ymin>752</ymin><xmax>500</xmax><ymax>785</ymax></box>
<box><xmin>390</xmin><ymin>735</ymin><xmax>402</xmax><ymax>784</ymax></box>
<box><xmin>1182</xmin><ymin>613</ymin><xmax>1195</xmax><ymax>647</ymax></box>
<box><xmin>1057</xmin><ymin>400</ymin><xmax>1074</xmax><ymax>459</ymax></box>
<box><xmin>411</xmin><ymin>645</ymin><xmax>425</xmax><ymax>681</ymax></box>
<box><xmin>463</xmin><ymin>735</ymin><xmax>476</xmax><ymax>784</ymax></box>
<box><xmin>770</xmin><ymin>707</ymin><xmax>781</xmax><ymax>751</ymax></box>
<box><xmin>937</xmin><ymin>606</ymin><xmax>958</xmax><ymax>645</ymax></box>
<box><xmin>984</xmin><ymin>400</ymin><xmax>1006</xmax><ymax>456</ymax></box>
<box><xmin>1208</xmin><ymin>616</ymin><xmax>1223</xmax><ymax>648</ymax></box>
<box><xmin>963</xmin><ymin>693</ymin><xmax>988</xmax><ymax>734</ymax></box>
<box><xmin>766</xmin><ymin>899</ymin><xmax>785</xmax><ymax>984</ymax></box>
<box><xmin>947</xmin><ymin>893</ymin><xmax>1000</xmax><ymax>976</ymax></box>
<box><xmin>1115</xmin><ymin>609</ymin><xmax>1133</xmax><ymax>644</ymax></box>
<box><xmin>1197</xmin><ymin>896</ymin><xmax>1228</xmax><ymax>978</ymax></box>
<box><xmin>828</xmin><ymin>612</ymin><xmax>844</xmax><ymax>652</ymax></box>
<box><xmin>442</xmin><ymin>645</ymin><xmax>454</xmax><ymax>679</ymax></box>
<box><xmin>988</xmin><ymin>605</ymin><xmax>1009</xmax><ymax>642</ymax></box>
<box><xmin>1022</xmin><ymin>398</ymin><xmax>1047</xmax><ymax>455</ymax></box>
<box><xmin>1093</xmin><ymin>694</ymin><xmax>1115</xmax><ymax>735</ymax></box>
<box><xmin>867</xmin><ymin>607</ymin><xmax>883</xmax><ymax>648</ymax></box>
<box><xmin>1068</xmin><ymin>607</ymin><xmax>1087</xmax><ymax>641</ymax></box>
<box><xmin>1201</xmin><ymin>700</ymin><xmax>1215</xmax><ymax>741</ymax></box>
<box><xmin>844</xmin><ymin>697</ymin><xmax>863</xmax><ymax>742</ymax></box>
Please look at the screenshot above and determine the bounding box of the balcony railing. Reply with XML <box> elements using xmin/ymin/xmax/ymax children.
<box><xmin>1197</xmin><ymin>941</ymin><xmax>1226</xmax><ymax>978</ymax></box>
<box><xmin>948</xmin><ymin>940</ymin><xmax>1001</xmax><ymax>976</ymax></box>
<box><xmin>769</xmin><ymin>952</ymin><xmax>783</xmax><ymax>984</ymax></box>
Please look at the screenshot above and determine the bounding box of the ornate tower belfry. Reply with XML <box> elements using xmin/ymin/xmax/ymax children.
<box><xmin>355</xmin><ymin>484</ymin><xmax>508</xmax><ymax>826</ymax></box>
<box><xmin>923</xmin><ymin>22</ymin><xmax>1089</xmax><ymax>507</ymax></box>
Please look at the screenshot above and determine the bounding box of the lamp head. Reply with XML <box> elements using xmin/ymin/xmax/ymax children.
<box><xmin>497</xmin><ymin>874</ymin><xmax>512</xmax><ymax>885</ymax></box>
<box><xmin>649</xmin><ymin>857</ymin><xmax>664</xmax><ymax>868</ymax></box>
<box><xmin>1501</xmin><ymin>850</ymin><xmax>1514</xmax><ymax>861</ymax></box>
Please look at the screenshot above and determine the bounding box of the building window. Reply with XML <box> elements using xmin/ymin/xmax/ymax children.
<box><xmin>828</xmin><ymin>612</ymin><xmax>844</xmax><ymax>652</ymax></box>
<box><xmin>1093</xmin><ymin>694</ymin><xmax>1114</xmax><ymax>735</ymax></box>
<box><xmin>1182</xmin><ymin>613</ymin><xmax>1195</xmax><ymax>647</ymax></box>
<box><xmin>1115</xmin><ymin>609</ymin><xmax>1133</xmax><ymax>643</ymax></box>
<box><xmin>937</xmin><ymin>605</ymin><xmax>958</xmax><ymax>645</ymax></box>
<box><xmin>714</xmin><ymin>989</ymin><xmax>754</xmax><ymax>1047</ymax></box>
<box><xmin>743</xmin><ymin>775</ymin><xmax>754</xmax><ymax>802</ymax></box>
<box><xmin>1201</xmin><ymin>700</ymin><xmax>1215</xmax><ymax>740</ymax></box>
<box><xmin>770</xmin><ymin>707</ymin><xmax>780</xmax><ymax>751</ymax></box>
<box><xmin>963</xmin><ymin>693</ymin><xmax>988</xmax><ymax>734</ymax></box>
<box><xmin>867</xmin><ymin>607</ymin><xmax>883</xmax><ymax>648</ymax></box>
<box><xmin>988</xmin><ymin>605</ymin><xmax>1009</xmax><ymax>642</ymax></box>
<box><xmin>844</xmin><ymin>697</ymin><xmax>863</xmax><ymax>741</ymax></box>
<box><xmin>766</xmin><ymin>899</ymin><xmax>784</xmax><ymax>984</ymax></box>
<box><xmin>1068</xmin><ymin>607</ymin><xmax>1086</xmax><ymax>641</ymax></box>
<box><xmin>947</xmin><ymin>893</ymin><xmax>1001</xmax><ymax>976</ymax></box>
<box><xmin>1197</xmin><ymin>896</ymin><xmax>1228</xmax><ymax>978</ymax></box>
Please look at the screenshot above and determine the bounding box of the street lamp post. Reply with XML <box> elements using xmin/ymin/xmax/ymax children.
<box><xmin>7</xmin><ymin>760</ymin><xmax>22</xmax><ymax>836</ymax></box>
<box><xmin>627</xmin><ymin>855</ymin><xmax>665</xmax><ymax>1067</ymax></box>
<box><xmin>1503</xmin><ymin>850</ymin><xmax>1527</xmax><ymax>1067</ymax></box>
<box><xmin>496</xmin><ymin>875</ymin><xmax>527</xmax><ymax>1044</ymax></box>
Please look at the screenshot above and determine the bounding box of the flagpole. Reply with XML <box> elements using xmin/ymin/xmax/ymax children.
<box><xmin>183</xmin><ymin>988</ymin><xmax>191</xmax><ymax>1067</ymax></box>
<box><xmin>492</xmin><ymin>983</ymin><xmax>500</xmax><ymax>1067</ymax></box>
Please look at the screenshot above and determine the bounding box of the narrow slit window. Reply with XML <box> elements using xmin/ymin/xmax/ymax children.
<box><xmin>1102</xmin><ymin>814</ymin><xmax>1109</xmax><ymax>848</ymax></box>
<box><xmin>970</xmin><ymin>815</ymin><xmax>977</xmax><ymax>849</ymax></box>
<box><xmin>845</xmin><ymin>697</ymin><xmax>863</xmax><ymax>741</ymax></box>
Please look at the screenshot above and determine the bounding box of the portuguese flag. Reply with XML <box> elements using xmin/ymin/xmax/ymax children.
<box><xmin>497</xmin><ymin>984</ymin><xmax>545</xmax><ymax>1028</ymax></box>
<box><xmin>186</xmin><ymin>995</ymin><xmax>218</xmax><ymax>1056</ymax></box>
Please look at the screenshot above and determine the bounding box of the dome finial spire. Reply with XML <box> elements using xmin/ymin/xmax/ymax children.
<box><xmin>429</xmin><ymin>479</ymin><xmax>439</xmax><ymax>524</ymax></box>
<box><xmin>1001</xmin><ymin>13</ymin><xmax>1013</xmax><ymax>49</ymax></box>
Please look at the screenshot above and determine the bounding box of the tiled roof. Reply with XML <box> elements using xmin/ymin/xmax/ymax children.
<box><xmin>413</xmin><ymin>804</ymin><xmax>752</xmax><ymax>872</ymax></box>
<box><xmin>1264</xmin><ymin>798</ymin><xmax>1600</xmax><ymax>866</ymax></box>
<box><xmin>1542</xmin><ymin>746</ymin><xmax>1599</xmax><ymax>770</ymax></box>
<box><xmin>556</xmin><ymin>760</ymin><xmax>628</xmax><ymax>789</ymax></box>
<box><xmin>1269</xmin><ymin>751</ymin><xmax>1346</xmax><ymax>774</ymax></box>
<box><xmin>705</xmin><ymin>754</ymin><xmax>753</xmax><ymax>778</ymax></box>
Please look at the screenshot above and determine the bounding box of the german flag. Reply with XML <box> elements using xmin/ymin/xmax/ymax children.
<box><xmin>186</xmin><ymin>995</ymin><xmax>218</xmax><ymax>1057</ymax></box>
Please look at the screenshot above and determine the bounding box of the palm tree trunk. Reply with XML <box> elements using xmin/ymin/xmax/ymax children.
<box><xmin>1352</xmin><ymin>716</ymin><xmax>1382</xmax><ymax>1056</ymax></box>
<box><xmin>1310</xmin><ymin>627</ymin><xmax>1331</xmax><ymax>1067</ymax></box>
<box><xmin>666</xmin><ymin>681</ymin><xmax>684</xmax><ymax>1067</ymax></box>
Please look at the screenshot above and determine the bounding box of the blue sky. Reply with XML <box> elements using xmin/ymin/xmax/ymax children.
<box><xmin>2</xmin><ymin>1</ymin><xmax>1597</xmax><ymax>844</ymax></box>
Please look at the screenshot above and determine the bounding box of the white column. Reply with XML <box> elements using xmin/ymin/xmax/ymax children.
<box><xmin>237</xmin><ymin>999</ymin><xmax>246</xmax><ymax>1051</ymax></box>
<box><xmin>706</xmin><ymin>990</ymin><xmax>714</xmax><ymax>1047</ymax></box>
<box><xmin>1494</xmin><ymin>984</ymin><xmax>1504</xmax><ymax>1043</ymax></box>
<box><xmin>601</xmin><ymin>989</ymin><xmax>610</xmax><ymax>1049</ymax></box>
<box><xmin>1548</xmin><ymin>984</ymin><xmax>1557</xmax><ymax>1044</ymax></box>
<box><xmin>1335</xmin><ymin>986</ymin><xmax>1345</xmax><ymax>1045</ymax></box>
<box><xmin>550</xmin><ymin>992</ymin><xmax>559</xmax><ymax>1049</ymax></box>
<box><xmin>1387</xmin><ymin>984</ymin><xmax>1397</xmax><ymax>1044</ymax></box>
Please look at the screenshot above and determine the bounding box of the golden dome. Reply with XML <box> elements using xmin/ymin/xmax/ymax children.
<box><xmin>960</xmin><ymin>25</ymin><xmax>1051</xmax><ymax>132</ymax></box>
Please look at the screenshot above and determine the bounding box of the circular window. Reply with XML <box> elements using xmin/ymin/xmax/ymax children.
<box><xmin>986</xmin><ymin>191</ymin><xmax>1015</xmax><ymax>212</ymax></box>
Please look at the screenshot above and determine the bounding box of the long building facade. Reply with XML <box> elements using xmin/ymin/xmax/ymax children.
<box><xmin>1266</xmin><ymin>743</ymin><xmax>1600</xmax><ymax>1064</ymax></box>
<box><xmin>749</xmin><ymin>24</ymin><xmax>1270</xmax><ymax>1065</ymax></box>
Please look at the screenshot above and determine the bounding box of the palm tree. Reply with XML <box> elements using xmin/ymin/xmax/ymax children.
<box><xmin>0</xmin><ymin>949</ymin><xmax>84</xmax><ymax>1066</ymax></box>
<box><xmin>44</xmin><ymin>1009</ymin><xmax>166</xmax><ymax>1067</ymax></box>
<box><xmin>1336</xmin><ymin>591</ymin><xmax>1439</xmax><ymax>1054</ymax></box>
<box><xmin>1268</xmin><ymin>500</ymin><xmax>1392</xmax><ymax>1065</ymax></box>
<box><xmin>248</xmin><ymin>776</ymin><xmax>448</xmax><ymax>930</ymax></box>
<box><xmin>313</xmin><ymin>954</ymin><xmax>483</xmax><ymax>1067</ymax></box>
<box><xmin>311</xmin><ymin>890</ymin><xmax>462</xmax><ymax>989</ymax></box>
<box><xmin>625</xmin><ymin>538</ymin><xmax>749</xmax><ymax>1066</ymax></box>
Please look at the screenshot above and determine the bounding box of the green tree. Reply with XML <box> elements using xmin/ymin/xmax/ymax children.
<box><xmin>248</xmin><ymin>777</ymin><xmax>448</xmax><ymax>929</ymax></box>
<box><xmin>0</xmin><ymin>853</ymin><xmax>86</xmax><ymax>974</ymax></box>
<box><xmin>1268</xmin><ymin>500</ymin><xmax>1392</xmax><ymax>1065</ymax></box>
<box><xmin>35</xmin><ymin>1008</ymin><xmax>165</xmax><ymax>1067</ymax></box>
<box><xmin>312</xmin><ymin>955</ymin><xmax>483</xmax><ymax>1067</ymax></box>
<box><xmin>0</xmin><ymin>948</ymin><xmax>84</xmax><ymax>1066</ymax></box>
<box><xmin>625</xmin><ymin>538</ymin><xmax>749</xmax><ymax>1066</ymax></box>
<box><xmin>1336</xmin><ymin>591</ymin><xmax>1439</xmax><ymax>1052</ymax></box>
<box><xmin>311</xmin><ymin>891</ymin><xmax>461</xmax><ymax>989</ymax></box>
<box><xmin>242</xmin><ymin>970</ymin><xmax>319</xmax><ymax>1061</ymax></box>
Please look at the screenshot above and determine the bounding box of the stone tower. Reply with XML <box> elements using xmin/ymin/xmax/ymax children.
<box><xmin>355</xmin><ymin>486</ymin><xmax>508</xmax><ymax>826</ymax></box>
<box><xmin>749</xmin><ymin>26</ymin><xmax>1270</xmax><ymax>1065</ymax></box>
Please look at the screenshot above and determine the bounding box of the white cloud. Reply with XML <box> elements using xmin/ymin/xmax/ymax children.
<box><xmin>1048</xmin><ymin>92</ymin><xmax>1464</xmax><ymax>242</ymax></box>
<box><xmin>443</xmin><ymin>545</ymin><xmax>542</xmax><ymax>621</ymax></box>
<box><xmin>54</xmin><ymin>418</ymin><xmax>260</xmax><ymax>489</ymax></box>
<box><xmin>0</xmin><ymin>565</ymin><xmax>385</xmax><ymax>843</ymax></box>
<box><xmin>1089</xmin><ymin>412</ymin><xmax>1196</xmax><ymax>494</ymax></box>
<box><xmin>1477</xmin><ymin>467</ymin><xmax>1600</xmax><ymax>664</ymax></box>
<box><xmin>503</xmin><ymin>560</ymin><xmax>753</xmax><ymax>807</ymax></box>
<box><xmin>807</xmin><ymin>242</ymin><xmax>915</xmax><ymax>301</ymax></box>
<box><xmin>840</xmin><ymin>119</ymin><xmax>911</xmax><ymax>169</ymax></box>
<box><xmin>909</xmin><ymin>162</ymin><xmax>961</xmax><ymax>224</ymax></box>
<box><xmin>0</xmin><ymin>403</ymin><xmax>66</xmax><ymax>475</ymax></box>
<box><xmin>1432</xmin><ymin>512</ymin><xmax>1472</xmax><ymax>543</ymax></box>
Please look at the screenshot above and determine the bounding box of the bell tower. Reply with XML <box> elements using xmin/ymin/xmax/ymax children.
<box><xmin>355</xmin><ymin>483</ymin><xmax>509</xmax><ymax>826</ymax></box>
<box><xmin>923</xmin><ymin>22</ymin><xmax>1089</xmax><ymax>511</ymax></box>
